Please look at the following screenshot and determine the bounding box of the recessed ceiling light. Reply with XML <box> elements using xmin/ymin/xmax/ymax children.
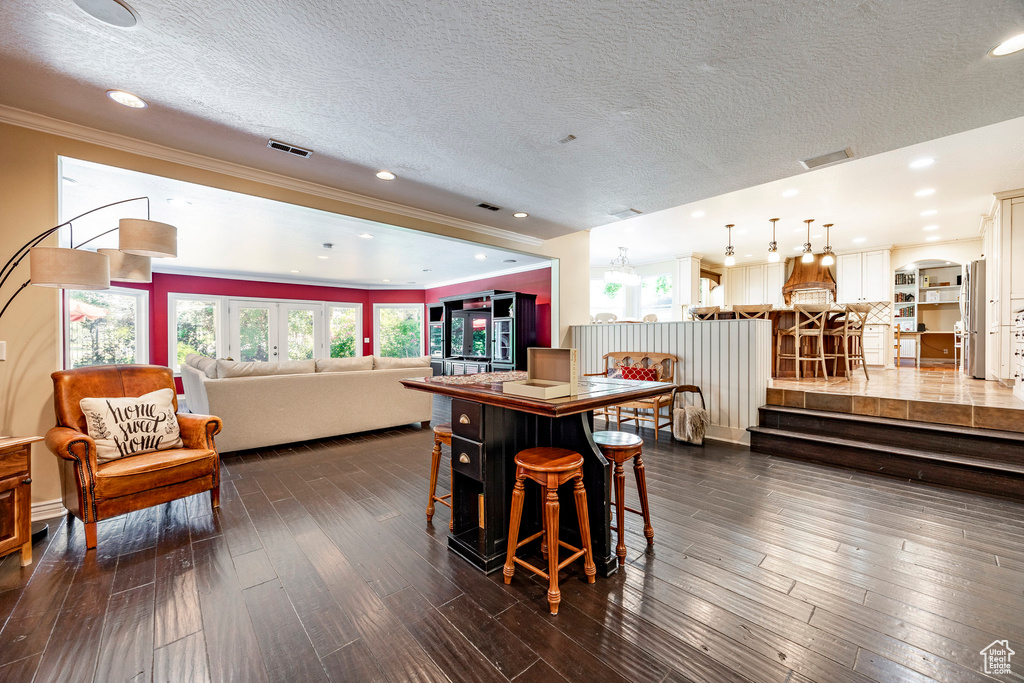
<box><xmin>512</xmin><ymin>212</ymin><xmax>528</xmax><ymax>219</ymax></box>
<box><xmin>691</xmin><ymin>210</ymin><xmax>705</xmax><ymax>218</ymax></box>
<box><xmin>925</xmin><ymin>235</ymin><xmax>941</xmax><ymax>242</ymax></box>
<box><xmin>72</xmin><ymin>0</ymin><xmax>139</xmax><ymax>28</ymax></box>
<box><xmin>106</xmin><ymin>89</ymin><xmax>147</xmax><ymax>108</ymax></box>
<box><xmin>382</xmin><ymin>279</ymin><xmax>390</xmax><ymax>282</ymax></box>
<box><xmin>358</xmin><ymin>232</ymin><xmax>374</xmax><ymax>239</ymax></box>
<box><xmin>914</xmin><ymin>188</ymin><xmax>935</xmax><ymax>197</ymax></box>
<box><xmin>923</xmin><ymin>225</ymin><xmax>939</xmax><ymax>231</ymax></box>
<box><xmin>909</xmin><ymin>157</ymin><xmax>935</xmax><ymax>169</ymax></box>
<box><xmin>946</xmin><ymin>261</ymin><xmax>952</xmax><ymax>265</ymax></box>
<box><xmin>474</xmin><ymin>254</ymin><xmax>487</xmax><ymax>260</ymax></box>
<box><xmin>290</xmin><ymin>270</ymin><xmax>299</xmax><ymax>273</ymax></box>
<box><xmin>62</xmin><ymin>176</ymin><xmax>78</xmax><ymax>184</ymax></box>
<box><xmin>317</xmin><ymin>255</ymin><xmax>329</xmax><ymax>260</ymax></box>
<box><xmin>782</xmin><ymin>189</ymin><xmax>799</xmax><ymax>198</ymax></box>
<box><xmin>920</xmin><ymin>209</ymin><xmax>938</xmax><ymax>216</ymax></box>
<box><xmin>375</xmin><ymin>171</ymin><xmax>396</xmax><ymax>180</ymax></box>
<box><xmin>166</xmin><ymin>198</ymin><xmax>191</xmax><ymax>207</ymax></box>
<box><xmin>811</xmin><ymin>234</ymin><xmax>822</xmax><ymax>239</ymax></box>
<box><xmin>793</xmin><ymin>228</ymin><xmax>804</xmax><ymax>233</ymax></box>
<box><xmin>793</xmin><ymin>246</ymin><xmax>803</xmax><ymax>251</ymax></box>
<box><xmin>991</xmin><ymin>33</ymin><xmax>1024</xmax><ymax>57</ymax></box>
<box><xmin>853</xmin><ymin>237</ymin><xmax>866</xmax><ymax>243</ymax></box>
<box><xmin>503</xmin><ymin>259</ymin><xmax>517</xmax><ymax>263</ymax></box>
<box><xmin>744</xmin><ymin>254</ymin><xmax>753</xmax><ymax>258</ymax></box>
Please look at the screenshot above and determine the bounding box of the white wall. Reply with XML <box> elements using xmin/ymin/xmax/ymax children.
<box><xmin>891</xmin><ymin>238</ymin><xmax>983</xmax><ymax>271</ymax></box>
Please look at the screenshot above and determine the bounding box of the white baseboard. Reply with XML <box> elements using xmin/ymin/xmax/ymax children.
<box><xmin>32</xmin><ymin>499</ymin><xmax>66</xmax><ymax>522</ymax></box>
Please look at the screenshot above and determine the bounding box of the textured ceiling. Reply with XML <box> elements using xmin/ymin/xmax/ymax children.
<box><xmin>2</xmin><ymin>1</ymin><xmax>1024</xmax><ymax>239</ymax></box>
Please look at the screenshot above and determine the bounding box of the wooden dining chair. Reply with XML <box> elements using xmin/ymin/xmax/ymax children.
<box><xmin>826</xmin><ymin>304</ymin><xmax>870</xmax><ymax>381</ymax></box>
<box><xmin>776</xmin><ymin>304</ymin><xmax>830</xmax><ymax>379</ymax></box>
<box><xmin>689</xmin><ymin>306</ymin><xmax>719</xmax><ymax>321</ymax></box>
<box><xmin>732</xmin><ymin>304</ymin><xmax>773</xmax><ymax>319</ymax></box>
<box><xmin>642</xmin><ymin>313</ymin><xmax>659</xmax><ymax>323</ymax></box>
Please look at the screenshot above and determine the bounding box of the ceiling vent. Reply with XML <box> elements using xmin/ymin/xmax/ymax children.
<box><xmin>476</xmin><ymin>202</ymin><xmax>501</xmax><ymax>212</ymax></box>
<box><xmin>609</xmin><ymin>208</ymin><xmax>643</xmax><ymax>221</ymax></box>
<box><xmin>800</xmin><ymin>147</ymin><xmax>853</xmax><ymax>170</ymax></box>
<box><xmin>558</xmin><ymin>134</ymin><xmax>577</xmax><ymax>144</ymax></box>
<box><xmin>267</xmin><ymin>139</ymin><xmax>313</xmax><ymax>158</ymax></box>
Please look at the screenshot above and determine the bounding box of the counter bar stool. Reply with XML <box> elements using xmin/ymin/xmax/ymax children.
<box><xmin>827</xmin><ymin>304</ymin><xmax>870</xmax><ymax>381</ymax></box>
<box><xmin>427</xmin><ymin>423</ymin><xmax>453</xmax><ymax>531</ymax></box>
<box><xmin>593</xmin><ymin>431</ymin><xmax>653</xmax><ymax>564</ymax></box>
<box><xmin>503</xmin><ymin>447</ymin><xmax>596</xmax><ymax>615</ymax></box>
<box><xmin>776</xmin><ymin>304</ymin><xmax>830</xmax><ymax>379</ymax></box>
<box><xmin>733</xmin><ymin>304</ymin><xmax>773</xmax><ymax>319</ymax></box>
<box><xmin>689</xmin><ymin>306</ymin><xmax>720</xmax><ymax>321</ymax></box>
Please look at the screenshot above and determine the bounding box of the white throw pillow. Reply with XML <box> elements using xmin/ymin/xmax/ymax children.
<box><xmin>80</xmin><ymin>388</ymin><xmax>183</xmax><ymax>464</ymax></box>
<box><xmin>316</xmin><ymin>356</ymin><xmax>373</xmax><ymax>373</ymax></box>
<box><xmin>373</xmin><ymin>355</ymin><xmax>431</xmax><ymax>369</ymax></box>
<box><xmin>216</xmin><ymin>359</ymin><xmax>315</xmax><ymax>378</ymax></box>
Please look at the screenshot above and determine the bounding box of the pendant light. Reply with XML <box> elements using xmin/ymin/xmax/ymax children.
<box><xmin>604</xmin><ymin>246</ymin><xmax>641</xmax><ymax>286</ymax></box>
<box><xmin>820</xmin><ymin>223</ymin><xmax>835</xmax><ymax>267</ymax></box>
<box><xmin>767</xmin><ymin>218</ymin><xmax>780</xmax><ymax>263</ymax></box>
<box><xmin>723</xmin><ymin>224</ymin><xmax>736</xmax><ymax>267</ymax></box>
<box><xmin>801</xmin><ymin>219</ymin><xmax>815</xmax><ymax>263</ymax></box>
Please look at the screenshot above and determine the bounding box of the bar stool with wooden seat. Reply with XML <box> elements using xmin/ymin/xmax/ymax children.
<box><xmin>776</xmin><ymin>304</ymin><xmax>830</xmax><ymax>379</ymax></box>
<box><xmin>733</xmin><ymin>304</ymin><xmax>773</xmax><ymax>319</ymax></box>
<box><xmin>825</xmin><ymin>304</ymin><xmax>870</xmax><ymax>380</ymax></box>
<box><xmin>593</xmin><ymin>431</ymin><xmax>653</xmax><ymax>565</ymax></box>
<box><xmin>503</xmin><ymin>447</ymin><xmax>596</xmax><ymax>615</ymax></box>
<box><xmin>426</xmin><ymin>423</ymin><xmax>453</xmax><ymax>531</ymax></box>
<box><xmin>689</xmin><ymin>305</ymin><xmax>720</xmax><ymax>321</ymax></box>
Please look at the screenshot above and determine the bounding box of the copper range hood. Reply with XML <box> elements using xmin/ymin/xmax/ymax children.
<box><xmin>782</xmin><ymin>254</ymin><xmax>837</xmax><ymax>305</ymax></box>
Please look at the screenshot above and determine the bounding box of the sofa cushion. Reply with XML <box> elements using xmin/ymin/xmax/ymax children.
<box><xmin>216</xmin><ymin>359</ymin><xmax>315</xmax><ymax>378</ymax></box>
<box><xmin>373</xmin><ymin>355</ymin><xmax>431</xmax><ymax>369</ymax></box>
<box><xmin>80</xmin><ymin>388</ymin><xmax>183</xmax><ymax>463</ymax></box>
<box><xmin>316</xmin><ymin>356</ymin><xmax>373</xmax><ymax>373</ymax></box>
<box><xmin>194</xmin><ymin>356</ymin><xmax>218</xmax><ymax>378</ymax></box>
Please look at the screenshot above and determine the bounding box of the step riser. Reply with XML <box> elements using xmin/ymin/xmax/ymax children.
<box><xmin>759</xmin><ymin>407</ymin><xmax>1024</xmax><ymax>468</ymax></box>
<box><xmin>750</xmin><ymin>431</ymin><xmax>1024</xmax><ymax>500</ymax></box>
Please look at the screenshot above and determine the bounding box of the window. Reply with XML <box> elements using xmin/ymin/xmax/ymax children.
<box><xmin>328</xmin><ymin>305</ymin><xmax>361</xmax><ymax>357</ymax></box>
<box><xmin>374</xmin><ymin>304</ymin><xmax>424</xmax><ymax>357</ymax></box>
<box><xmin>590</xmin><ymin>279</ymin><xmax>626</xmax><ymax>319</ymax></box>
<box><xmin>170</xmin><ymin>296</ymin><xmax>220</xmax><ymax>372</ymax></box>
<box><xmin>641</xmin><ymin>274</ymin><xmax>673</xmax><ymax>319</ymax></box>
<box><xmin>65</xmin><ymin>288</ymin><xmax>148</xmax><ymax>368</ymax></box>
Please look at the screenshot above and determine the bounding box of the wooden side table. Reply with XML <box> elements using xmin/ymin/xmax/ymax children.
<box><xmin>0</xmin><ymin>437</ymin><xmax>41</xmax><ymax>566</ymax></box>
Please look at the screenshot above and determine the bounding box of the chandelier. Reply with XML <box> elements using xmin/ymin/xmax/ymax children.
<box><xmin>604</xmin><ymin>246</ymin><xmax>641</xmax><ymax>286</ymax></box>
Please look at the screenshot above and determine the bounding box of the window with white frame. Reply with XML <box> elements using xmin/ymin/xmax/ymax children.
<box><xmin>640</xmin><ymin>273</ymin><xmax>673</xmax><ymax>320</ymax></box>
<box><xmin>590</xmin><ymin>278</ymin><xmax>627</xmax><ymax>319</ymax></box>
<box><xmin>328</xmin><ymin>304</ymin><xmax>361</xmax><ymax>357</ymax></box>
<box><xmin>373</xmin><ymin>303</ymin><xmax>424</xmax><ymax>358</ymax></box>
<box><xmin>169</xmin><ymin>295</ymin><xmax>221</xmax><ymax>372</ymax></box>
<box><xmin>65</xmin><ymin>287</ymin><xmax>149</xmax><ymax>368</ymax></box>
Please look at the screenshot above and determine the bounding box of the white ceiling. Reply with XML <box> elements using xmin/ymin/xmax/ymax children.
<box><xmin>58</xmin><ymin>157</ymin><xmax>549</xmax><ymax>287</ymax></box>
<box><xmin>2</xmin><ymin>1</ymin><xmax>1024</xmax><ymax>239</ymax></box>
<box><xmin>591</xmin><ymin>115</ymin><xmax>1024</xmax><ymax>268</ymax></box>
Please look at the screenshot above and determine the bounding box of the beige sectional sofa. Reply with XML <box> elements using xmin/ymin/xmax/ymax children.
<box><xmin>180</xmin><ymin>354</ymin><xmax>433</xmax><ymax>452</ymax></box>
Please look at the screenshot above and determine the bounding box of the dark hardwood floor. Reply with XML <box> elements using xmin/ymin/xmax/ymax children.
<box><xmin>2</xmin><ymin>404</ymin><xmax>1023</xmax><ymax>682</ymax></box>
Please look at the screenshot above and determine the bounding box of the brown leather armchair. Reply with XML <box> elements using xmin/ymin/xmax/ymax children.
<box><xmin>45</xmin><ymin>364</ymin><xmax>222</xmax><ymax>550</ymax></box>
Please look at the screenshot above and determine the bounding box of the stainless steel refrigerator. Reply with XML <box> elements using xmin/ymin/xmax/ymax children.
<box><xmin>961</xmin><ymin>260</ymin><xmax>986</xmax><ymax>379</ymax></box>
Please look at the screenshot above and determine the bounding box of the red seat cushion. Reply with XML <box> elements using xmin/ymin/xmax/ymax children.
<box><xmin>619</xmin><ymin>366</ymin><xmax>658</xmax><ymax>381</ymax></box>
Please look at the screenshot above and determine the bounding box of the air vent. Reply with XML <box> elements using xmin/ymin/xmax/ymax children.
<box><xmin>476</xmin><ymin>202</ymin><xmax>501</xmax><ymax>212</ymax></box>
<box><xmin>800</xmin><ymin>147</ymin><xmax>852</xmax><ymax>170</ymax></box>
<box><xmin>558</xmin><ymin>134</ymin><xmax>577</xmax><ymax>144</ymax></box>
<box><xmin>267</xmin><ymin>139</ymin><xmax>313</xmax><ymax>158</ymax></box>
<box><xmin>609</xmin><ymin>208</ymin><xmax>643</xmax><ymax>221</ymax></box>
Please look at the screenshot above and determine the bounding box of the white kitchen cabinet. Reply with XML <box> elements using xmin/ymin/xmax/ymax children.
<box><xmin>725</xmin><ymin>267</ymin><xmax>746</xmax><ymax>306</ymax></box>
<box><xmin>863</xmin><ymin>324</ymin><xmax>886</xmax><ymax>366</ymax></box>
<box><xmin>745</xmin><ymin>264</ymin><xmax>765</xmax><ymax>306</ymax></box>
<box><xmin>765</xmin><ymin>262</ymin><xmax>784</xmax><ymax>307</ymax></box>
<box><xmin>836</xmin><ymin>249</ymin><xmax>891</xmax><ymax>304</ymax></box>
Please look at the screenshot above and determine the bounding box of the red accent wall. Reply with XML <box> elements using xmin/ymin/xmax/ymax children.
<box><xmin>123</xmin><ymin>266</ymin><xmax>551</xmax><ymax>391</ymax></box>
<box><xmin>424</xmin><ymin>267</ymin><xmax>552</xmax><ymax>347</ymax></box>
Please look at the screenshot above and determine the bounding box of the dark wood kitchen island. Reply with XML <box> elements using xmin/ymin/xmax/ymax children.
<box><xmin>400</xmin><ymin>374</ymin><xmax>672</xmax><ymax>575</ymax></box>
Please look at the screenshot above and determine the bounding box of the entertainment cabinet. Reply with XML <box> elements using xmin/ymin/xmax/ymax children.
<box><xmin>428</xmin><ymin>290</ymin><xmax>537</xmax><ymax>376</ymax></box>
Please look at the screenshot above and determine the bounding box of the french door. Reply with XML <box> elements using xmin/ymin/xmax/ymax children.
<box><xmin>228</xmin><ymin>300</ymin><xmax>324</xmax><ymax>361</ymax></box>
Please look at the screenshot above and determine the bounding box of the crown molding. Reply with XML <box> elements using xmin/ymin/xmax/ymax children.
<box><xmin>0</xmin><ymin>104</ymin><xmax>543</xmax><ymax>247</ymax></box>
<box><xmin>421</xmin><ymin>261</ymin><xmax>552</xmax><ymax>289</ymax></box>
<box><xmin>994</xmin><ymin>187</ymin><xmax>1024</xmax><ymax>200</ymax></box>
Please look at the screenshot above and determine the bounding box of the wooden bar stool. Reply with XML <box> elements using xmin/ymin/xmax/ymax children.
<box><xmin>427</xmin><ymin>423</ymin><xmax>453</xmax><ymax>531</ymax></box>
<box><xmin>593</xmin><ymin>431</ymin><xmax>653</xmax><ymax>564</ymax></box>
<box><xmin>503</xmin><ymin>447</ymin><xmax>596</xmax><ymax>615</ymax></box>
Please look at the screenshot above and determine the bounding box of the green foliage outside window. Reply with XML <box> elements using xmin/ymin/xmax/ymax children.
<box><xmin>238</xmin><ymin>307</ymin><xmax>270</xmax><ymax>361</ymax></box>
<box><xmin>378</xmin><ymin>307</ymin><xmax>423</xmax><ymax>358</ymax></box>
<box><xmin>287</xmin><ymin>310</ymin><xmax>315</xmax><ymax>360</ymax></box>
<box><xmin>175</xmin><ymin>299</ymin><xmax>217</xmax><ymax>367</ymax></box>
<box><xmin>68</xmin><ymin>290</ymin><xmax>138</xmax><ymax>368</ymax></box>
<box><xmin>603</xmin><ymin>282</ymin><xmax>623</xmax><ymax>298</ymax></box>
<box><xmin>330</xmin><ymin>307</ymin><xmax>357</xmax><ymax>357</ymax></box>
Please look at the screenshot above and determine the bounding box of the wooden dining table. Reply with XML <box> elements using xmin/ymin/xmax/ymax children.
<box><xmin>400</xmin><ymin>374</ymin><xmax>672</xmax><ymax>575</ymax></box>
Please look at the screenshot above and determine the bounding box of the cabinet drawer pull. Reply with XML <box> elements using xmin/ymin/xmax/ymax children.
<box><xmin>22</xmin><ymin>477</ymin><xmax>31</xmax><ymax>485</ymax></box>
<box><xmin>459</xmin><ymin>414</ymin><xmax>471</xmax><ymax>424</ymax></box>
<box><xmin>459</xmin><ymin>453</ymin><xmax>471</xmax><ymax>464</ymax></box>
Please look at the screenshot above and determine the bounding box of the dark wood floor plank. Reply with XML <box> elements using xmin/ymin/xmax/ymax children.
<box><xmin>319</xmin><ymin>638</ymin><xmax>387</xmax><ymax>683</ymax></box>
<box><xmin>0</xmin><ymin>654</ymin><xmax>40</xmax><ymax>683</ymax></box>
<box><xmin>242</xmin><ymin>579</ymin><xmax>329</xmax><ymax>683</ymax></box>
<box><xmin>152</xmin><ymin>630</ymin><xmax>211</xmax><ymax>683</ymax></box>
<box><xmin>509</xmin><ymin>657</ymin><xmax>571</xmax><ymax>683</ymax></box>
<box><xmin>351</xmin><ymin>595</ymin><xmax>451</xmax><ymax>683</ymax></box>
<box><xmin>217</xmin><ymin>479</ymin><xmax>264</xmax><ymax>557</ymax></box>
<box><xmin>436</xmin><ymin>594</ymin><xmax>538</xmax><ymax>679</ymax></box>
<box><xmin>231</xmin><ymin>548</ymin><xmax>278</xmax><ymax>590</ymax></box>
<box><xmin>93</xmin><ymin>583</ymin><xmax>155</xmax><ymax>683</ymax></box>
